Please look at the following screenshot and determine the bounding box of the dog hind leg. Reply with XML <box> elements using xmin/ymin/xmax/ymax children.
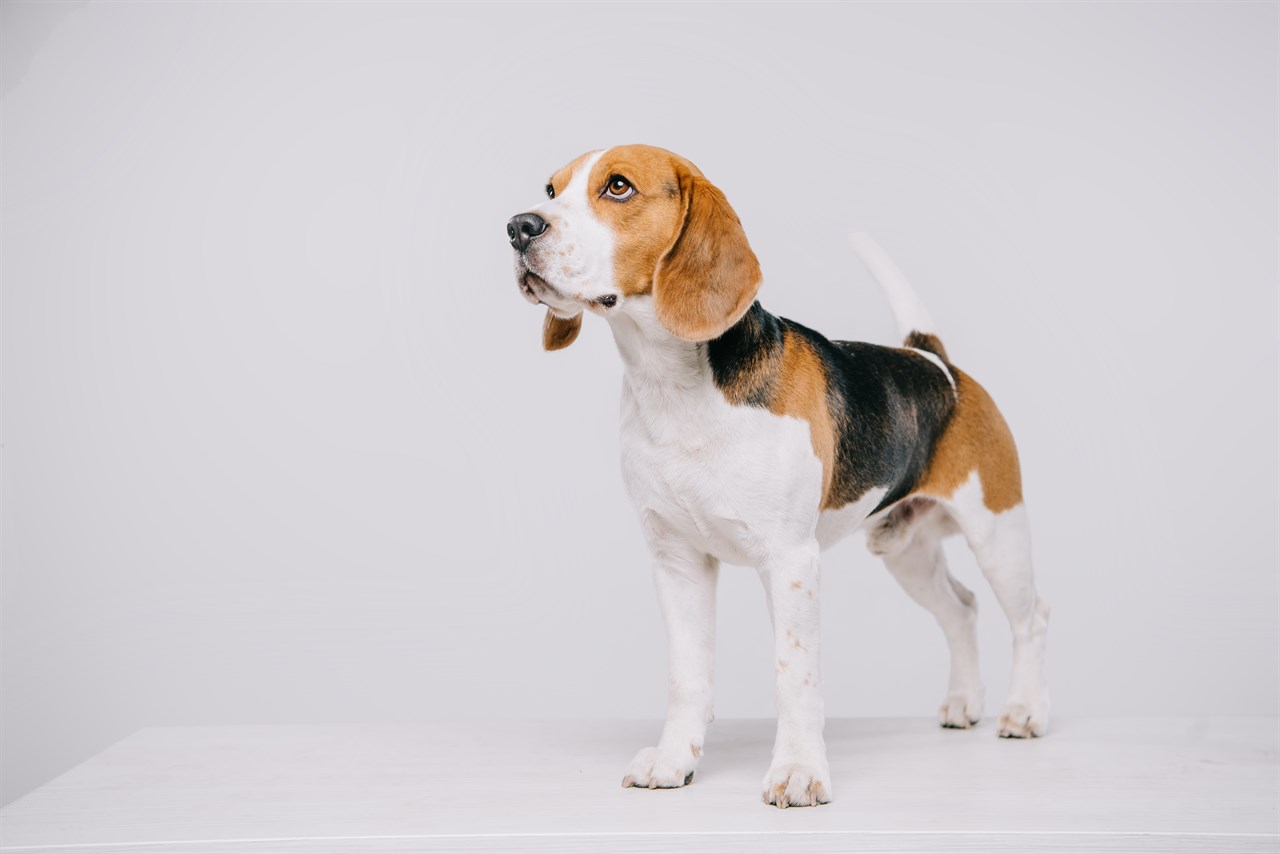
<box><xmin>947</xmin><ymin>490</ymin><xmax>1050</xmax><ymax>737</ymax></box>
<box><xmin>872</xmin><ymin>500</ymin><xmax>985</xmax><ymax>728</ymax></box>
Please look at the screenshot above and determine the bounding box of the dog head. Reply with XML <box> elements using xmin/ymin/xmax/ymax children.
<box><xmin>507</xmin><ymin>145</ymin><xmax>762</xmax><ymax>350</ymax></box>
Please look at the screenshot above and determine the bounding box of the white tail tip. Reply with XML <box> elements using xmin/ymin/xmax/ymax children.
<box><xmin>849</xmin><ymin>232</ymin><xmax>936</xmax><ymax>339</ymax></box>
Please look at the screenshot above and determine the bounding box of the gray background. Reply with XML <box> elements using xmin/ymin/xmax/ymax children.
<box><xmin>2</xmin><ymin>1</ymin><xmax>1276</xmax><ymax>806</ymax></box>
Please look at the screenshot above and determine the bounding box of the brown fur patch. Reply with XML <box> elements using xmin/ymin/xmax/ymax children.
<box><xmin>773</xmin><ymin>334</ymin><xmax>838</xmax><ymax>507</ymax></box>
<box><xmin>585</xmin><ymin>145</ymin><xmax>694</xmax><ymax>299</ymax></box>
<box><xmin>540</xmin><ymin>144</ymin><xmax>758</xmax><ymax>345</ymax></box>
<box><xmin>915</xmin><ymin>368</ymin><xmax>1022</xmax><ymax>512</ymax></box>
<box><xmin>577</xmin><ymin>144</ymin><xmax>759</xmax><ymax>340</ymax></box>
<box><xmin>652</xmin><ymin>168</ymin><xmax>761</xmax><ymax>341</ymax></box>
<box><xmin>542</xmin><ymin>312</ymin><xmax>582</xmax><ymax>351</ymax></box>
<box><xmin>713</xmin><ymin>329</ymin><xmax>838</xmax><ymax>506</ymax></box>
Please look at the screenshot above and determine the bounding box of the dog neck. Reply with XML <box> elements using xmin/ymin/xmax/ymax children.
<box><xmin>606</xmin><ymin>297</ymin><xmax>707</xmax><ymax>399</ymax></box>
<box><xmin>606</xmin><ymin>297</ymin><xmax>780</xmax><ymax>408</ymax></box>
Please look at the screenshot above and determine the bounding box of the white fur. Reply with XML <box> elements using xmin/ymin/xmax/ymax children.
<box><xmin>850</xmin><ymin>232</ymin><xmax>936</xmax><ymax>337</ymax></box>
<box><xmin>608</xmin><ymin>297</ymin><xmax>845</xmax><ymax>805</ymax></box>
<box><xmin>612</xmin><ymin>301</ymin><xmax>825</xmax><ymax>566</ymax></box>
<box><xmin>867</xmin><ymin>499</ymin><xmax>985</xmax><ymax>727</ymax></box>
<box><xmin>816</xmin><ymin>487</ymin><xmax>887</xmax><ymax>550</ymax></box>
<box><xmin>520</xmin><ymin>150</ymin><xmax>618</xmax><ymax>318</ymax></box>
<box><xmin>861</xmin><ymin>475</ymin><xmax>1049</xmax><ymax>735</ymax></box>
<box><xmin>937</xmin><ymin>473</ymin><xmax>1050</xmax><ymax>737</ymax></box>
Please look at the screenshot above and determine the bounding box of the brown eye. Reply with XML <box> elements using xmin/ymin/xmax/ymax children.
<box><xmin>604</xmin><ymin>175</ymin><xmax>635</xmax><ymax>201</ymax></box>
<box><xmin>545</xmin><ymin>183</ymin><xmax>555</xmax><ymax>199</ymax></box>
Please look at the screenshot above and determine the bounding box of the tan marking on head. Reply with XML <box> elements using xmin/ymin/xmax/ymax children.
<box><xmin>915</xmin><ymin>368</ymin><xmax>1023</xmax><ymax>512</ymax></box>
<box><xmin>582</xmin><ymin>144</ymin><xmax>760</xmax><ymax>340</ymax></box>
<box><xmin>580</xmin><ymin>145</ymin><xmax>692</xmax><ymax>300</ymax></box>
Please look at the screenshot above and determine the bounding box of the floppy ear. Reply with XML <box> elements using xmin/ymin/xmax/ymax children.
<box><xmin>653</xmin><ymin>172</ymin><xmax>762</xmax><ymax>341</ymax></box>
<box><xmin>542</xmin><ymin>310</ymin><xmax>582</xmax><ymax>351</ymax></box>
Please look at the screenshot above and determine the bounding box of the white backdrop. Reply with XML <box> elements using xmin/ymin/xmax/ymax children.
<box><xmin>3</xmin><ymin>1</ymin><xmax>1276</xmax><ymax>805</ymax></box>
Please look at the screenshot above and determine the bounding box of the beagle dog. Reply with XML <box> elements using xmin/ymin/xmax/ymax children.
<box><xmin>506</xmin><ymin>145</ymin><xmax>1050</xmax><ymax>808</ymax></box>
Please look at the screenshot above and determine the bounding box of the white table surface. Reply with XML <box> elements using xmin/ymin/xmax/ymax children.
<box><xmin>1</xmin><ymin>717</ymin><xmax>1276</xmax><ymax>853</ymax></box>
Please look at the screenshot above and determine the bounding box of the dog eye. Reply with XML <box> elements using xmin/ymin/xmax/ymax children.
<box><xmin>605</xmin><ymin>175</ymin><xmax>635</xmax><ymax>200</ymax></box>
<box><xmin>545</xmin><ymin>183</ymin><xmax>555</xmax><ymax>199</ymax></box>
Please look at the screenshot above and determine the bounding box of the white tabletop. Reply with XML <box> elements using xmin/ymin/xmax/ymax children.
<box><xmin>1</xmin><ymin>717</ymin><xmax>1276</xmax><ymax>853</ymax></box>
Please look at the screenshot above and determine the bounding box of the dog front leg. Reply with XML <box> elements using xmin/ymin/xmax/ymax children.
<box><xmin>760</xmin><ymin>543</ymin><xmax>831</xmax><ymax>807</ymax></box>
<box><xmin>622</xmin><ymin>534</ymin><xmax>717</xmax><ymax>790</ymax></box>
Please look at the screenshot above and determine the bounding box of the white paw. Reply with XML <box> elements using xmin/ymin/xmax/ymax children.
<box><xmin>997</xmin><ymin>701</ymin><xmax>1049</xmax><ymax>738</ymax></box>
<box><xmin>761</xmin><ymin>762</ymin><xmax>831</xmax><ymax>808</ymax></box>
<box><xmin>938</xmin><ymin>692</ymin><xmax>984</xmax><ymax>729</ymax></box>
<box><xmin>621</xmin><ymin>746</ymin><xmax>696</xmax><ymax>789</ymax></box>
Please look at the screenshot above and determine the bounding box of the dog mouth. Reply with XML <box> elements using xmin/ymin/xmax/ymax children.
<box><xmin>516</xmin><ymin>265</ymin><xmax>620</xmax><ymax>313</ymax></box>
<box><xmin>518</xmin><ymin>270</ymin><xmax>556</xmax><ymax>305</ymax></box>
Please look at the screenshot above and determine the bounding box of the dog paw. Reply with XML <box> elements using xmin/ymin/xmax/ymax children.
<box><xmin>761</xmin><ymin>762</ymin><xmax>831</xmax><ymax>808</ymax></box>
<box><xmin>997</xmin><ymin>701</ymin><xmax>1049</xmax><ymax>738</ymax></box>
<box><xmin>938</xmin><ymin>692</ymin><xmax>984</xmax><ymax>729</ymax></box>
<box><xmin>621</xmin><ymin>746</ymin><xmax>696</xmax><ymax>789</ymax></box>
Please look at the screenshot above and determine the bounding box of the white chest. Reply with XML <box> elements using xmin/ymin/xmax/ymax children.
<box><xmin>607</xmin><ymin>306</ymin><xmax>816</xmax><ymax>564</ymax></box>
<box><xmin>618</xmin><ymin>376</ymin><xmax>825</xmax><ymax>563</ymax></box>
<box><xmin>608</xmin><ymin>300</ymin><xmax>883</xmax><ymax>565</ymax></box>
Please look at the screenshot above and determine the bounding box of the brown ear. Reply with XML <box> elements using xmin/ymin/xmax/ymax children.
<box><xmin>542</xmin><ymin>310</ymin><xmax>582</xmax><ymax>351</ymax></box>
<box><xmin>653</xmin><ymin>172</ymin><xmax>762</xmax><ymax>341</ymax></box>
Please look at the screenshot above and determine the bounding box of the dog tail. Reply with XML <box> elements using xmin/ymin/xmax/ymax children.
<box><xmin>849</xmin><ymin>233</ymin><xmax>948</xmax><ymax>361</ymax></box>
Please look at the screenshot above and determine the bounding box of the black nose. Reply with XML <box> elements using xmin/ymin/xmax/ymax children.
<box><xmin>507</xmin><ymin>213</ymin><xmax>548</xmax><ymax>252</ymax></box>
